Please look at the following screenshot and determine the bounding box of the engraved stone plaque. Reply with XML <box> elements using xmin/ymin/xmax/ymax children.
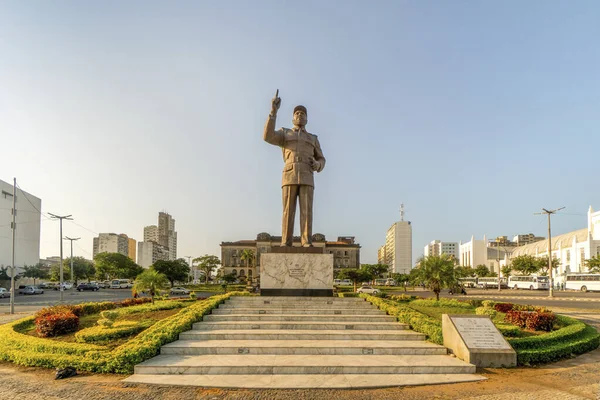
<box><xmin>260</xmin><ymin>253</ymin><xmax>334</xmax><ymax>296</ymax></box>
<box><xmin>442</xmin><ymin>314</ymin><xmax>516</xmax><ymax>367</ymax></box>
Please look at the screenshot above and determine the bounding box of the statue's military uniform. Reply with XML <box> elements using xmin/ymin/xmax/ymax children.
<box><xmin>264</xmin><ymin>112</ymin><xmax>326</xmax><ymax>246</ymax></box>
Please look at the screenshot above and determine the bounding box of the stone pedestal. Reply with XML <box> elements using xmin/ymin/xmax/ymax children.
<box><xmin>260</xmin><ymin>248</ymin><xmax>333</xmax><ymax>297</ymax></box>
<box><xmin>442</xmin><ymin>314</ymin><xmax>516</xmax><ymax>368</ymax></box>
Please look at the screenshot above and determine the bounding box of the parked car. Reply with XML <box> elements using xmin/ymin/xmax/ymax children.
<box><xmin>53</xmin><ymin>282</ymin><xmax>73</xmax><ymax>291</ymax></box>
<box><xmin>0</xmin><ymin>288</ymin><xmax>10</xmax><ymax>298</ymax></box>
<box><xmin>76</xmin><ymin>283</ymin><xmax>100</xmax><ymax>292</ymax></box>
<box><xmin>356</xmin><ymin>286</ymin><xmax>379</xmax><ymax>294</ymax></box>
<box><xmin>170</xmin><ymin>287</ymin><xmax>191</xmax><ymax>295</ymax></box>
<box><xmin>19</xmin><ymin>285</ymin><xmax>44</xmax><ymax>295</ymax></box>
<box><xmin>39</xmin><ymin>282</ymin><xmax>57</xmax><ymax>289</ymax></box>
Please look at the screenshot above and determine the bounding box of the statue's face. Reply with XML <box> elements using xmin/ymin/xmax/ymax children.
<box><xmin>292</xmin><ymin>110</ymin><xmax>307</xmax><ymax>127</ymax></box>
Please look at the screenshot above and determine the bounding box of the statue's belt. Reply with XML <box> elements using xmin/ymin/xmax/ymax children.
<box><xmin>286</xmin><ymin>156</ymin><xmax>313</xmax><ymax>164</ymax></box>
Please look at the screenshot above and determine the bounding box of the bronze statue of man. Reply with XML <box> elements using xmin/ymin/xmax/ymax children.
<box><xmin>263</xmin><ymin>90</ymin><xmax>326</xmax><ymax>247</ymax></box>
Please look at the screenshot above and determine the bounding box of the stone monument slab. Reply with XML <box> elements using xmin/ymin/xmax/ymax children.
<box><xmin>442</xmin><ymin>314</ymin><xmax>516</xmax><ymax>367</ymax></box>
<box><xmin>260</xmin><ymin>253</ymin><xmax>333</xmax><ymax>297</ymax></box>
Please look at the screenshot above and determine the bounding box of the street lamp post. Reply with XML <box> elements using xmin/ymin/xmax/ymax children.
<box><xmin>49</xmin><ymin>213</ymin><xmax>73</xmax><ymax>302</ymax></box>
<box><xmin>536</xmin><ymin>207</ymin><xmax>565</xmax><ymax>298</ymax></box>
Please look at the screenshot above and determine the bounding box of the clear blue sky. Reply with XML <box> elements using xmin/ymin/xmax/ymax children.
<box><xmin>1</xmin><ymin>1</ymin><xmax>599</xmax><ymax>264</ymax></box>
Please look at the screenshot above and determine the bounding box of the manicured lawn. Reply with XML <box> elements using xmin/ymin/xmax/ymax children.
<box><xmin>408</xmin><ymin>305</ymin><xmax>476</xmax><ymax>320</ymax></box>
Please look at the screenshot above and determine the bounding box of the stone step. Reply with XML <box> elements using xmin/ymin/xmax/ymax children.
<box><xmin>133</xmin><ymin>354</ymin><xmax>476</xmax><ymax>375</ymax></box>
<box><xmin>179</xmin><ymin>329</ymin><xmax>425</xmax><ymax>341</ymax></box>
<box><xmin>123</xmin><ymin>373</ymin><xmax>486</xmax><ymax>389</ymax></box>
<box><xmin>225</xmin><ymin>299</ymin><xmax>368</xmax><ymax>306</ymax></box>
<box><xmin>218</xmin><ymin>303</ymin><xmax>375</xmax><ymax>310</ymax></box>
<box><xmin>228</xmin><ymin>296</ymin><xmax>367</xmax><ymax>302</ymax></box>
<box><xmin>192</xmin><ymin>321</ymin><xmax>407</xmax><ymax>331</ymax></box>
<box><xmin>203</xmin><ymin>314</ymin><xmax>396</xmax><ymax>322</ymax></box>
<box><xmin>211</xmin><ymin>308</ymin><xmax>386</xmax><ymax>315</ymax></box>
<box><xmin>160</xmin><ymin>339</ymin><xmax>448</xmax><ymax>356</ymax></box>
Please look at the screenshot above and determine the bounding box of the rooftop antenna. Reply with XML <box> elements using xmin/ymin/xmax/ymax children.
<box><xmin>400</xmin><ymin>203</ymin><xmax>405</xmax><ymax>222</ymax></box>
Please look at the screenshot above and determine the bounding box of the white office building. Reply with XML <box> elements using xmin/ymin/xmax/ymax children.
<box><xmin>383</xmin><ymin>221</ymin><xmax>412</xmax><ymax>274</ymax></box>
<box><xmin>92</xmin><ymin>233</ymin><xmax>129</xmax><ymax>259</ymax></box>
<box><xmin>0</xmin><ymin>179</ymin><xmax>41</xmax><ymax>271</ymax></box>
<box><xmin>459</xmin><ymin>235</ymin><xmax>512</xmax><ymax>274</ymax></box>
<box><xmin>424</xmin><ymin>240</ymin><xmax>459</xmax><ymax>259</ymax></box>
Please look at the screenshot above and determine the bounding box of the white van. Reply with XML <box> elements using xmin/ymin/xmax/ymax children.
<box><xmin>110</xmin><ymin>279</ymin><xmax>133</xmax><ymax>289</ymax></box>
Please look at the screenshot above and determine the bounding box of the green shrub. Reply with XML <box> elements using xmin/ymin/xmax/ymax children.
<box><xmin>481</xmin><ymin>300</ymin><xmax>496</xmax><ymax>308</ymax></box>
<box><xmin>100</xmin><ymin>310</ymin><xmax>119</xmax><ymax>321</ymax></box>
<box><xmin>338</xmin><ymin>293</ymin><xmax>359</xmax><ymax>297</ymax></box>
<box><xmin>361</xmin><ymin>294</ymin><xmax>443</xmax><ymax>344</ymax></box>
<box><xmin>410</xmin><ymin>298</ymin><xmax>473</xmax><ymax>309</ymax></box>
<box><xmin>389</xmin><ymin>294</ymin><xmax>418</xmax><ymax>302</ymax></box>
<box><xmin>75</xmin><ymin>321</ymin><xmax>151</xmax><ymax>343</ymax></box>
<box><xmin>495</xmin><ymin>323</ymin><xmax>521</xmax><ymax>337</ymax></box>
<box><xmin>508</xmin><ymin>315</ymin><xmax>589</xmax><ymax>350</ymax></box>
<box><xmin>97</xmin><ymin>319</ymin><xmax>114</xmax><ymax>328</ymax></box>
<box><xmin>189</xmin><ymin>291</ymin><xmax>197</xmax><ymax>300</ymax></box>
<box><xmin>475</xmin><ymin>306</ymin><xmax>497</xmax><ymax>319</ymax></box>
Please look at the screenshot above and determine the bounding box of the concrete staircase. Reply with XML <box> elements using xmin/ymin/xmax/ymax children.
<box><xmin>124</xmin><ymin>296</ymin><xmax>483</xmax><ymax>389</ymax></box>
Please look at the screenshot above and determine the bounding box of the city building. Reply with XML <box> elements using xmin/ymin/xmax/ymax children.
<box><xmin>39</xmin><ymin>256</ymin><xmax>61</xmax><ymax>267</ymax></box>
<box><xmin>144</xmin><ymin>225</ymin><xmax>158</xmax><ymax>242</ymax></box>
<box><xmin>512</xmin><ymin>233</ymin><xmax>545</xmax><ymax>247</ymax></box>
<box><xmin>158</xmin><ymin>212</ymin><xmax>177</xmax><ymax>260</ymax></box>
<box><xmin>0</xmin><ymin>179</ymin><xmax>41</xmax><ymax>271</ymax></box>
<box><xmin>423</xmin><ymin>240</ymin><xmax>459</xmax><ymax>259</ymax></box>
<box><xmin>220</xmin><ymin>233</ymin><xmax>361</xmax><ymax>280</ymax></box>
<box><xmin>510</xmin><ymin>206</ymin><xmax>600</xmax><ymax>285</ymax></box>
<box><xmin>383</xmin><ymin>220</ymin><xmax>412</xmax><ymax>274</ymax></box>
<box><xmin>137</xmin><ymin>241</ymin><xmax>169</xmax><ymax>268</ymax></box>
<box><xmin>128</xmin><ymin>237</ymin><xmax>136</xmax><ymax>262</ymax></box>
<box><xmin>92</xmin><ymin>233</ymin><xmax>130</xmax><ymax>259</ymax></box>
<box><xmin>459</xmin><ymin>235</ymin><xmax>514</xmax><ymax>274</ymax></box>
<box><xmin>377</xmin><ymin>245</ymin><xmax>386</xmax><ymax>265</ymax></box>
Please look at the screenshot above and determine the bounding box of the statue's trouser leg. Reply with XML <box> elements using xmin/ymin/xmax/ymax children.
<box><xmin>281</xmin><ymin>185</ymin><xmax>299</xmax><ymax>246</ymax></box>
<box><xmin>299</xmin><ymin>185</ymin><xmax>314</xmax><ymax>246</ymax></box>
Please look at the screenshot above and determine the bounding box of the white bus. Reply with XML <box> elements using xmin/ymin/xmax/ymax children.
<box><xmin>110</xmin><ymin>279</ymin><xmax>133</xmax><ymax>289</ymax></box>
<box><xmin>476</xmin><ymin>277</ymin><xmax>508</xmax><ymax>289</ymax></box>
<box><xmin>458</xmin><ymin>277</ymin><xmax>477</xmax><ymax>288</ymax></box>
<box><xmin>508</xmin><ymin>275</ymin><xmax>549</xmax><ymax>290</ymax></box>
<box><xmin>565</xmin><ymin>274</ymin><xmax>600</xmax><ymax>292</ymax></box>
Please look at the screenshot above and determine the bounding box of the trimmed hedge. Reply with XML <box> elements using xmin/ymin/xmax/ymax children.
<box><xmin>0</xmin><ymin>292</ymin><xmax>253</xmax><ymax>373</ymax></box>
<box><xmin>338</xmin><ymin>293</ymin><xmax>359</xmax><ymax>298</ymax></box>
<box><xmin>360</xmin><ymin>294</ymin><xmax>443</xmax><ymax>344</ymax></box>
<box><xmin>410</xmin><ymin>298</ymin><xmax>475</xmax><ymax>310</ymax></box>
<box><xmin>75</xmin><ymin>321</ymin><xmax>152</xmax><ymax>344</ymax></box>
<box><xmin>362</xmin><ymin>294</ymin><xmax>600</xmax><ymax>366</ymax></box>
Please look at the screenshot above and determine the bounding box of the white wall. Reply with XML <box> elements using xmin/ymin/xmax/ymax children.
<box><xmin>0</xmin><ymin>179</ymin><xmax>41</xmax><ymax>271</ymax></box>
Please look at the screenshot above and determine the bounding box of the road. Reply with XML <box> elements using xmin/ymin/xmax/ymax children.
<box><xmin>0</xmin><ymin>289</ymin><xmax>219</xmax><ymax>313</ymax></box>
<box><xmin>387</xmin><ymin>288</ymin><xmax>600</xmax><ymax>310</ymax></box>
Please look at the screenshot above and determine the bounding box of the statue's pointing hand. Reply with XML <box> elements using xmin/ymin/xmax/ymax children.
<box><xmin>271</xmin><ymin>89</ymin><xmax>281</xmax><ymax>115</ymax></box>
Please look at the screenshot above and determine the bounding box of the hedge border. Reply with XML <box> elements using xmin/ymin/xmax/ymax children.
<box><xmin>361</xmin><ymin>294</ymin><xmax>600</xmax><ymax>366</ymax></box>
<box><xmin>0</xmin><ymin>292</ymin><xmax>253</xmax><ymax>373</ymax></box>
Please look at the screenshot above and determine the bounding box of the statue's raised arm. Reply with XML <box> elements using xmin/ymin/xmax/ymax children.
<box><xmin>264</xmin><ymin>89</ymin><xmax>283</xmax><ymax>146</ymax></box>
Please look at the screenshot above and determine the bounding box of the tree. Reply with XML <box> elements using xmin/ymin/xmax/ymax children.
<box><xmin>413</xmin><ymin>255</ymin><xmax>456</xmax><ymax>301</ymax></box>
<box><xmin>510</xmin><ymin>255</ymin><xmax>540</xmax><ymax>276</ymax></box>
<box><xmin>338</xmin><ymin>268</ymin><xmax>373</xmax><ymax>292</ymax></box>
<box><xmin>0</xmin><ymin>265</ymin><xmax>22</xmax><ymax>281</ymax></box>
<box><xmin>361</xmin><ymin>264</ymin><xmax>389</xmax><ymax>280</ymax></box>
<box><xmin>391</xmin><ymin>273</ymin><xmax>410</xmax><ymax>292</ymax></box>
<box><xmin>584</xmin><ymin>255</ymin><xmax>600</xmax><ymax>273</ymax></box>
<box><xmin>52</xmin><ymin>257</ymin><xmax>95</xmax><ymax>284</ymax></box>
<box><xmin>501</xmin><ymin>265</ymin><xmax>513</xmax><ymax>279</ymax></box>
<box><xmin>240</xmin><ymin>249</ymin><xmax>255</xmax><ymax>270</ymax></box>
<box><xmin>22</xmin><ymin>263</ymin><xmax>49</xmax><ymax>285</ymax></box>
<box><xmin>474</xmin><ymin>264</ymin><xmax>492</xmax><ymax>277</ymax></box>
<box><xmin>151</xmin><ymin>259</ymin><xmax>191</xmax><ymax>287</ymax></box>
<box><xmin>133</xmin><ymin>269</ymin><xmax>170</xmax><ymax>304</ymax></box>
<box><xmin>535</xmin><ymin>256</ymin><xmax>560</xmax><ymax>276</ymax></box>
<box><xmin>454</xmin><ymin>266</ymin><xmax>475</xmax><ymax>279</ymax></box>
<box><xmin>194</xmin><ymin>255</ymin><xmax>221</xmax><ymax>284</ymax></box>
<box><xmin>94</xmin><ymin>252</ymin><xmax>143</xmax><ymax>280</ymax></box>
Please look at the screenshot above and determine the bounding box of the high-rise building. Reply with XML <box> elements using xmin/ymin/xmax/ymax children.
<box><xmin>0</xmin><ymin>179</ymin><xmax>41</xmax><ymax>271</ymax></box>
<box><xmin>92</xmin><ymin>233</ymin><xmax>130</xmax><ymax>258</ymax></box>
<box><xmin>424</xmin><ymin>240</ymin><xmax>459</xmax><ymax>259</ymax></box>
<box><xmin>158</xmin><ymin>212</ymin><xmax>177</xmax><ymax>260</ymax></box>
<box><xmin>137</xmin><ymin>241</ymin><xmax>169</xmax><ymax>268</ymax></box>
<box><xmin>377</xmin><ymin>245</ymin><xmax>386</xmax><ymax>265</ymax></box>
<box><xmin>384</xmin><ymin>221</ymin><xmax>412</xmax><ymax>274</ymax></box>
<box><xmin>127</xmin><ymin>237</ymin><xmax>136</xmax><ymax>262</ymax></box>
<box><xmin>143</xmin><ymin>225</ymin><xmax>158</xmax><ymax>242</ymax></box>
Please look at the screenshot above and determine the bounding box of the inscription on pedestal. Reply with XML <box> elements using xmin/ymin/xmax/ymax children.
<box><xmin>453</xmin><ymin>318</ymin><xmax>511</xmax><ymax>350</ymax></box>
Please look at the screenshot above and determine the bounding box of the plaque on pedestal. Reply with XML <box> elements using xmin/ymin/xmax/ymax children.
<box><xmin>442</xmin><ymin>314</ymin><xmax>517</xmax><ymax>367</ymax></box>
<box><xmin>260</xmin><ymin>250</ymin><xmax>333</xmax><ymax>297</ymax></box>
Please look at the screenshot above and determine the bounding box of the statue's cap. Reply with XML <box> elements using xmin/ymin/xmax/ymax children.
<box><xmin>293</xmin><ymin>105</ymin><xmax>307</xmax><ymax>115</ymax></box>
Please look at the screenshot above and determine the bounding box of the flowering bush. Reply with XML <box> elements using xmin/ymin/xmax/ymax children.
<box><xmin>505</xmin><ymin>310</ymin><xmax>556</xmax><ymax>331</ymax></box>
<box><xmin>494</xmin><ymin>303</ymin><xmax>515</xmax><ymax>313</ymax></box>
<box><xmin>35</xmin><ymin>311</ymin><xmax>79</xmax><ymax>337</ymax></box>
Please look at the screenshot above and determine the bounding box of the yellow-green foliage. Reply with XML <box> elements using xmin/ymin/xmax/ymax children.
<box><xmin>0</xmin><ymin>292</ymin><xmax>253</xmax><ymax>373</ymax></box>
<box><xmin>97</xmin><ymin>319</ymin><xmax>114</xmax><ymax>328</ymax></box>
<box><xmin>100</xmin><ymin>310</ymin><xmax>119</xmax><ymax>321</ymax></box>
<box><xmin>75</xmin><ymin>321</ymin><xmax>152</xmax><ymax>343</ymax></box>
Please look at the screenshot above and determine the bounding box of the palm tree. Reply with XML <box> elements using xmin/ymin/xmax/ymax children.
<box><xmin>133</xmin><ymin>269</ymin><xmax>170</xmax><ymax>304</ymax></box>
<box><xmin>414</xmin><ymin>254</ymin><xmax>456</xmax><ymax>301</ymax></box>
